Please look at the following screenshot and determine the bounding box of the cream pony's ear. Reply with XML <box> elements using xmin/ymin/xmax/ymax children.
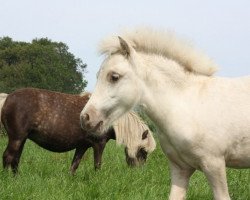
<box><xmin>118</xmin><ymin>36</ymin><xmax>131</xmax><ymax>57</ymax></box>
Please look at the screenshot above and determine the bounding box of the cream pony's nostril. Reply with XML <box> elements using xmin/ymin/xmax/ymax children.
<box><xmin>83</xmin><ymin>113</ymin><xmax>90</xmax><ymax>121</ymax></box>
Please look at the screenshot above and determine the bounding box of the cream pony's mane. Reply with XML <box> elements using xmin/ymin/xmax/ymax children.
<box><xmin>99</xmin><ymin>27</ymin><xmax>218</xmax><ymax>76</ymax></box>
<box><xmin>112</xmin><ymin>111</ymin><xmax>156</xmax><ymax>157</ymax></box>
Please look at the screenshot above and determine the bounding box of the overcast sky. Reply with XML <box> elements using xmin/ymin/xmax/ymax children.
<box><xmin>1</xmin><ymin>0</ymin><xmax>250</xmax><ymax>91</ymax></box>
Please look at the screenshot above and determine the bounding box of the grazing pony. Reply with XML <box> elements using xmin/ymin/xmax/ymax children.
<box><xmin>80</xmin><ymin>28</ymin><xmax>250</xmax><ymax>200</ymax></box>
<box><xmin>112</xmin><ymin>111</ymin><xmax>156</xmax><ymax>166</ymax></box>
<box><xmin>1</xmin><ymin>88</ymin><xmax>155</xmax><ymax>174</ymax></box>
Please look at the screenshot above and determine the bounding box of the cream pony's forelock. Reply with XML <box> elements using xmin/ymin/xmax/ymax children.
<box><xmin>98</xmin><ymin>36</ymin><xmax>120</xmax><ymax>55</ymax></box>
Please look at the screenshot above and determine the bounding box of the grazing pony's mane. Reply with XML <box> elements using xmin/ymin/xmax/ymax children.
<box><xmin>99</xmin><ymin>27</ymin><xmax>218</xmax><ymax>76</ymax></box>
<box><xmin>112</xmin><ymin>112</ymin><xmax>156</xmax><ymax>157</ymax></box>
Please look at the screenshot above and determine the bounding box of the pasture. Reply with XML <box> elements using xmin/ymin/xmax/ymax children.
<box><xmin>0</xmin><ymin>134</ymin><xmax>249</xmax><ymax>200</ymax></box>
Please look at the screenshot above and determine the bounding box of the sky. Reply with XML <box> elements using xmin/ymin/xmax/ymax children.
<box><xmin>0</xmin><ymin>0</ymin><xmax>250</xmax><ymax>91</ymax></box>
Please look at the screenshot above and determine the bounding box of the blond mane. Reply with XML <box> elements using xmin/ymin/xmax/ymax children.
<box><xmin>0</xmin><ymin>93</ymin><xmax>8</xmax><ymax>126</ymax></box>
<box><xmin>99</xmin><ymin>27</ymin><xmax>218</xmax><ymax>76</ymax></box>
<box><xmin>112</xmin><ymin>111</ymin><xmax>156</xmax><ymax>157</ymax></box>
<box><xmin>0</xmin><ymin>93</ymin><xmax>8</xmax><ymax>99</ymax></box>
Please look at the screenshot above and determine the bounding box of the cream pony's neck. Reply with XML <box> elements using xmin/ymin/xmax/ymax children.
<box><xmin>137</xmin><ymin>53</ymin><xmax>189</xmax><ymax>89</ymax></box>
<box><xmin>136</xmin><ymin>53</ymin><xmax>210</xmax><ymax>136</ymax></box>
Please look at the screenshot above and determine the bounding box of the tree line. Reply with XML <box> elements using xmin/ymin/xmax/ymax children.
<box><xmin>0</xmin><ymin>37</ymin><xmax>87</xmax><ymax>94</ymax></box>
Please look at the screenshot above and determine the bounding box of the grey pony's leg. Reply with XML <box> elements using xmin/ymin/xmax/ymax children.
<box><xmin>3</xmin><ymin>138</ymin><xmax>27</xmax><ymax>174</ymax></box>
<box><xmin>93</xmin><ymin>140</ymin><xmax>107</xmax><ymax>170</ymax></box>
<box><xmin>92</xmin><ymin>128</ymin><xmax>114</xmax><ymax>170</ymax></box>
<box><xmin>70</xmin><ymin>146</ymin><xmax>89</xmax><ymax>175</ymax></box>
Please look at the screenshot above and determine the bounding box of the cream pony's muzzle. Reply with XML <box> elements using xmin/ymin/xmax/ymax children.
<box><xmin>80</xmin><ymin>105</ymin><xmax>104</xmax><ymax>134</ymax></box>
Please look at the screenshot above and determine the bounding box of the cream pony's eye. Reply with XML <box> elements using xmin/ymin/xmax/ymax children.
<box><xmin>109</xmin><ymin>72</ymin><xmax>120</xmax><ymax>83</ymax></box>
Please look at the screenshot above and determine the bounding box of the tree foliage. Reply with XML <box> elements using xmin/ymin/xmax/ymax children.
<box><xmin>0</xmin><ymin>37</ymin><xmax>87</xmax><ymax>94</ymax></box>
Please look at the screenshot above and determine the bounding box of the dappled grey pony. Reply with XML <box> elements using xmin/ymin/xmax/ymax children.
<box><xmin>1</xmin><ymin>88</ymin><xmax>155</xmax><ymax>174</ymax></box>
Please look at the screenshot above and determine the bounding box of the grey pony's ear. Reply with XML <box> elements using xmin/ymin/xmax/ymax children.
<box><xmin>118</xmin><ymin>36</ymin><xmax>131</xmax><ymax>57</ymax></box>
<box><xmin>142</xmin><ymin>130</ymin><xmax>149</xmax><ymax>140</ymax></box>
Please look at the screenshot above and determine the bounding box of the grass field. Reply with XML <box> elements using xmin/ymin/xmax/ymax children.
<box><xmin>0</xmin><ymin>135</ymin><xmax>249</xmax><ymax>200</ymax></box>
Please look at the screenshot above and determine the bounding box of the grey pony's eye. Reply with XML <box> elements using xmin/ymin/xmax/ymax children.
<box><xmin>109</xmin><ymin>72</ymin><xmax>120</xmax><ymax>83</ymax></box>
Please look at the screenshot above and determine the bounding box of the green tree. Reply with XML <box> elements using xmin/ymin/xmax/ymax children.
<box><xmin>0</xmin><ymin>37</ymin><xmax>87</xmax><ymax>94</ymax></box>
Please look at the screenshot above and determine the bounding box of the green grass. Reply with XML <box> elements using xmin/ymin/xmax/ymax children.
<box><xmin>0</xmin><ymin>135</ymin><xmax>249</xmax><ymax>200</ymax></box>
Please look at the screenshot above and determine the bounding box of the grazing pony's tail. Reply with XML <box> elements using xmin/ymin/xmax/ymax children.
<box><xmin>0</xmin><ymin>93</ymin><xmax>8</xmax><ymax>126</ymax></box>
